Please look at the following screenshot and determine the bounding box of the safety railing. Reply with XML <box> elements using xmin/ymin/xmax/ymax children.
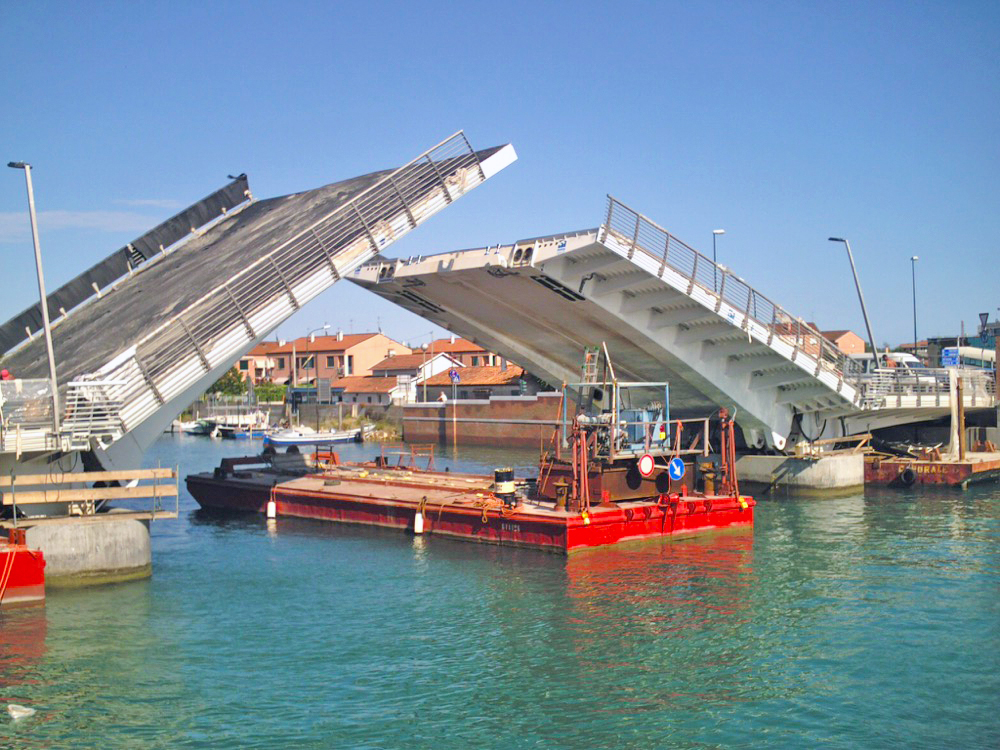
<box><xmin>0</xmin><ymin>377</ymin><xmax>125</xmax><ymax>455</ymax></box>
<box><xmin>94</xmin><ymin>132</ymin><xmax>487</xmax><ymax>436</ymax></box>
<box><xmin>600</xmin><ymin>196</ymin><xmax>854</xmax><ymax>387</ymax></box>
<box><xmin>856</xmin><ymin>368</ymin><xmax>996</xmax><ymax>409</ymax></box>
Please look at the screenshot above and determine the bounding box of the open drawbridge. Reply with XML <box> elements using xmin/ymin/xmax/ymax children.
<box><xmin>352</xmin><ymin>196</ymin><xmax>996</xmax><ymax>450</ymax></box>
<box><xmin>0</xmin><ymin>133</ymin><xmax>516</xmax><ymax>469</ymax></box>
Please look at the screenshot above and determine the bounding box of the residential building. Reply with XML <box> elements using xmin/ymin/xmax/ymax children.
<box><xmin>420</xmin><ymin>365</ymin><xmax>536</xmax><ymax>401</ymax></box>
<box><xmin>820</xmin><ymin>329</ymin><xmax>865</xmax><ymax>356</ymax></box>
<box><xmin>239</xmin><ymin>332</ymin><xmax>410</xmax><ymax>384</ymax></box>
<box><xmin>427</xmin><ymin>335</ymin><xmax>509</xmax><ymax>367</ymax></box>
<box><xmin>329</xmin><ymin>375</ymin><xmax>409</xmax><ymax>406</ymax></box>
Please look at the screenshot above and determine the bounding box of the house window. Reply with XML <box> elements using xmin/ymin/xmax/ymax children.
<box><xmin>326</xmin><ymin>355</ymin><xmax>337</xmax><ymax>368</ymax></box>
<box><xmin>346</xmin><ymin>355</ymin><xmax>354</xmax><ymax>375</ymax></box>
<box><xmin>239</xmin><ymin>360</ymin><xmax>249</xmax><ymax>371</ymax></box>
<box><xmin>471</xmin><ymin>356</ymin><xmax>479</xmax><ymax>366</ymax></box>
<box><xmin>276</xmin><ymin>357</ymin><xmax>285</xmax><ymax>369</ymax></box>
<box><xmin>367</xmin><ymin>396</ymin><xmax>372</xmax><ymax>404</ymax></box>
<box><xmin>297</xmin><ymin>356</ymin><xmax>314</xmax><ymax>369</ymax></box>
<box><xmin>474</xmin><ymin>389</ymin><xmax>490</xmax><ymax>399</ymax></box>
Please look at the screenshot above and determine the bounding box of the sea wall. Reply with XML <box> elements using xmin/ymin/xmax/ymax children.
<box><xmin>403</xmin><ymin>392</ymin><xmax>564</xmax><ymax>447</ymax></box>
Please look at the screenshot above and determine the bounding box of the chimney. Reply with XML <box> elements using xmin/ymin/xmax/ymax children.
<box><xmin>336</xmin><ymin>330</ymin><xmax>344</xmax><ymax>341</ymax></box>
<box><xmin>450</xmin><ymin>334</ymin><xmax>456</xmax><ymax>344</ymax></box>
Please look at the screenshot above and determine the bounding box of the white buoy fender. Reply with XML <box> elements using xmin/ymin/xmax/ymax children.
<box><xmin>266</xmin><ymin>499</ymin><xmax>277</xmax><ymax>519</ymax></box>
<box><xmin>414</xmin><ymin>511</ymin><xmax>424</xmax><ymax>535</ymax></box>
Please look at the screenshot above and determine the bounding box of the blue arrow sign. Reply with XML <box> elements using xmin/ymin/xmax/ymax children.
<box><xmin>668</xmin><ymin>457</ymin><xmax>686</xmax><ymax>481</ymax></box>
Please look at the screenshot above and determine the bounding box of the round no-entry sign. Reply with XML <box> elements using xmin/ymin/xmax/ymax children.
<box><xmin>637</xmin><ymin>453</ymin><xmax>655</xmax><ymax>478</ymax></box>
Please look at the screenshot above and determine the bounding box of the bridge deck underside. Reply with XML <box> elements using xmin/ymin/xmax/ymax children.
<box><xmin>377</xmin><ymin>252</ymin><xmax>718</xmax><ymax>415</ymax></box>
<box><xmin>355</xmin><ymin>231</ymin><xmax>994</xmax><ymax>447</ymax></box>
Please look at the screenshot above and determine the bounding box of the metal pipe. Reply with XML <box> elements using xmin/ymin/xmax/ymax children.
<box><xmin>829</xmin><ymin>238</ymin><xmax>879</xmax><ymax>366</ymax></box>
<box><xmin>712</xmin><ymin>229</ymin><xmax>725</xmax><ymax>293</ymax></box>
<box><xmin>8</xmin><ymin>162</ymin><xmax>60</xmax><ymax>433</ymax></box>
<box><xmin>910</xmin><ymin>256</ymin><xmax>919</xmax><ymax>358</ymax></box>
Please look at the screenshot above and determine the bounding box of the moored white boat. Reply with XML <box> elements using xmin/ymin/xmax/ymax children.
<box><xmin>263</xmin><ymin>426</ymin><xmax>362</xmax><ymax>447</ymax></box>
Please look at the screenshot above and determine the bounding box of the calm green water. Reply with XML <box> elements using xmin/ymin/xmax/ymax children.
<box><xmin>1</xmin><ymin>434</ymin><xmax>998</xmax><ymax>748</ymax></box>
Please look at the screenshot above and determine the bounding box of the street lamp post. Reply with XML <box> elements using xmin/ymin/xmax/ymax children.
<box><xmin>8</xmin><ymin>161</ymin><xmax>60</xmax><ymax>433</ymax></box>
<box><xmin>829</xmin><ymin>237</ymin><xmax>880</xmax><ymax>366</ymax></box>
<box><xmin>910</xmin><ymin>256</ymin><xmax>919</xmax><ymax>359</ymax></box>
<box><xmin>305</xmin><ymin>323</ymin><xmax>330</xmax><ymax>389</ymax></box>
<box><xmin>712</xmin><ymin>229</ymin><xmax>725</xmax><ymax>293</ymax></box>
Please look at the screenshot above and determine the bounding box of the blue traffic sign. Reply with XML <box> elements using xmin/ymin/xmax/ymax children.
<box><xmin>668</xmin><ymin>457</ymin><xmax>686</xmax><ymax>481</ymax></box>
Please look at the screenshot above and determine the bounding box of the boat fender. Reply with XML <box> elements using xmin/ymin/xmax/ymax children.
<box><xmin>899</xmin><ymin>466</ymin><xmax>916</xmax><ymax>487</ymax></box>
<box><xmin>581</xmin><ymin>510</ymin><xmax>590</xmax><ymax>526</ymax></box>
<box><xmin>266</xmin><ymin>499</ymin><xmax>277</xmax><ymax>519</ymax></box>
<box><xmin>414</xmin><ymin>511</ymin><xmax>424</xmax><ymax>535</ymax></box>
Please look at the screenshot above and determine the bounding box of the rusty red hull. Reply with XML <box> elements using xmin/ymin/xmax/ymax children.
<box><xmin>0</xmin><ymin>540</ymin><xmax>46</xmax><ymax>607</ymax></box>
<box><xmin>186</xmin><ymin>470</ymin><xmax>754</xmax><ymax>554</ymax></box>
<box><xmin>865</xmin><ymin>455</ymin><xmax>1000</xmax><ymax>488</ymax></box>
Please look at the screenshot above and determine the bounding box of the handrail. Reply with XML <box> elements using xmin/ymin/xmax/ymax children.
<box><xmin>600</xmin><ymin>196</ymin><xmax>853</xmax><ymax>385</ymax></box>
<box><xmin>92</xmin><ymin>132</ymin><xmax>488</xmax><ymax>435</ymax></box>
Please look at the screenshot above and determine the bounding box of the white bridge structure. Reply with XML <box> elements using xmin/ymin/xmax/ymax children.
<box><xmin>0</xmin><ymin>133</ymin><xmax>516</xmax><ymax>471</ymax></box>
<box><xmin>353</xmin><ymin>196</ymin><xmax>996</xmax><ymax>450</ymax></box>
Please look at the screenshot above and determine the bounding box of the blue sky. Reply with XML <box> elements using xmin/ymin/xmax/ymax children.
<box><xmin>2</xmin><ymin>0</ymin><xmax>997</xmax><ymax>351</ymax></box>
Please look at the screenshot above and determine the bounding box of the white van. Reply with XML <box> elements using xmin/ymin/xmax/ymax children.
<box><xmin>846</xmin><ymin>352</ymin><xmax>927</xmax><ymax>374</ymax></box>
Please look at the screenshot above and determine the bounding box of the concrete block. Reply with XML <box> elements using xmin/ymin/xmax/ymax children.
<box><xmin>736</xmin><ymin>453</ymin><xmax>864</xmax><ymax>498</ymax></box>
<box><xmin>25</xmin><ymin>515</ymin><xmax>152</xmax><ymax>586</ymax></box>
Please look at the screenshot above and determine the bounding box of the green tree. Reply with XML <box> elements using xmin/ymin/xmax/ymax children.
<box><xmin>206</xmin><ymin>367</ymin><xmax>247</xmax><ymax>396</ymax></box>
<box><xmin>255</xmin><ymin>381</ymin><xmax>287</xmax><ymax>402</ymax></box>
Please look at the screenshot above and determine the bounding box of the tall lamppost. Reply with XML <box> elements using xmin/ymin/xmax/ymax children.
<box><xmin>712</xmin><ymin>229</ymin><xmax>725</xmax><ymax>292</ymax></box>
<box><xmin>910</xmin><ymin>256</ymin><xmax>919</xmax><ymax>359</ymax></box>
<box><xmin>305</xmin><ymin>323</ymin><xmax>330</xmax><ymax>388</ymax></box>
<box><xmin>8</xmin><ymin>161</ymin><xmax>60</xmax><ymax>433</ymax></box>
<box><xmin>829</xmin><ymin>237</ymin><xmax>880</xmax><ymax>366</ymax></box>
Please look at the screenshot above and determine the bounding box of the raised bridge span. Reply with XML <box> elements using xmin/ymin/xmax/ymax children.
<box><xmin>0</xmin><ymin>133</ymin><xmax>516</xmax><ymax>470</ymax></box>
<box><xmin>352</xmin><ymin>197</ymin><xmax>996</xmax><ymax>450</ymax></box>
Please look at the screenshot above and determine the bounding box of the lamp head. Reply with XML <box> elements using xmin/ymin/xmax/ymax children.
<box><xmin>911</xmin><ymin>255</ymin><xmax>919</xmax><ymax>261</ymax></box>
<box><xmin>828</xmin><ymin>237</ymin><xmax>846</xmax><ymax>243</ymax></box>
<box><xmin>7</xmin><ymin>161</ymin><xmax>29</xmax><ymax>169</ymax></box>
<box><xmin>712</xmin><ymin>229</ymin><xmax>725</xmax><ymax>235</ymax></box>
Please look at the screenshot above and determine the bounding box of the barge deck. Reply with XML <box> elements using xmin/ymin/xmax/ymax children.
<box><xmin>186</xmin><ymin>461</ymin><xmax>754</xmax><ymax>554</ymax></box>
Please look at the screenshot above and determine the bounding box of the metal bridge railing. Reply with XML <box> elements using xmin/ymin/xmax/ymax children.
<box><xmin>95</xmin><ymin>132</ymin><xmax>487</xmax><ymax>435</ymax></box>
<box><xmin>856</xmin><ymin>368</ymin><xmax>996</xmax><ymax>409</ymax></box>
<box><xmin>0</xmin><ymin>377</ymin><xmax>125</xmax><ymax>455</ymax></box>
<box><xmin>600</xmin><ymin>196</ymin><xmax>854</xmax><ymax>387</ymax></box>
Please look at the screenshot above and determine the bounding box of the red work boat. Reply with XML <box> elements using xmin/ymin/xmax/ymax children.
<box><xmin>188</xmin><ymin>360</ymin><xmax>755</xmax><ymax>554</ymax></box>
<box><xmin>0</xmin><ymin>529</ymin><xmax>46</xmax><ymax>607</ymax></box>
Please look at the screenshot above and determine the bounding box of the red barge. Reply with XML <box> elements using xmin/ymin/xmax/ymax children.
<box><xmin>187</xmin><ymin>368</ymin><xmax>755</xmax><ymax>554</ymax></box>
<box><xmin>0</xmin><ymin>529</ymin><xmax>46</xmax><ymax>607</ymax></box>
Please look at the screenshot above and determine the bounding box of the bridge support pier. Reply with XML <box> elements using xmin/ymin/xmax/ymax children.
<box><xmin>23</xmin><ymin>513</ymin><xmax>152</xmax><ymax>586</ymax></box>
<box><xmin>735</xmin><ymin>453</ymin><xmax>864</xmax><ymax>498</ymax></box>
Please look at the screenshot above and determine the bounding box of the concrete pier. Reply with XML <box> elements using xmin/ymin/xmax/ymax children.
<box><xmin>23</xmin><ymin>514</ymin><xmax>152</xmax><ymax>586</ymax></box>
<box><xmin>736</xmin><ymin>453</ymin><xmax>864</xmax><ymax>497</ymax></box>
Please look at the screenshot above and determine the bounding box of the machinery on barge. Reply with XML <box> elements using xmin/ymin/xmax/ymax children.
<box><xmin>187</xmin><ymin>348</ymin><xmax>755</xmax><ymax>553</ymax></box>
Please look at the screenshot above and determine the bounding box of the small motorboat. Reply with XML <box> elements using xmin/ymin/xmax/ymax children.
<box><xmin>262</xmin><ymin>426</ymin><xmax>362</xmax><ymax>447</ymax></box>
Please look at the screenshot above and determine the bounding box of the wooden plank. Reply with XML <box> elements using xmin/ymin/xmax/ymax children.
<box><xmin>3</xmin><ymin>484</ymin><xmax>178</xmax><ymax>505</ymax></box>
<box><xmin>0</xmin><ymin>468</ymin><xmax>175</xmax><ymax>488</ymax></box>
<box><xmin>0</xmin><ymin>510</ymin><xmax>180</xmax><ymax>528</ymax></box>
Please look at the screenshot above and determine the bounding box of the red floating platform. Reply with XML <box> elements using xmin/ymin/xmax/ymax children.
<box><xmin>0</xmin><ymin>529</ymin><xmax>46</xmax><ymax>607</ymax></box>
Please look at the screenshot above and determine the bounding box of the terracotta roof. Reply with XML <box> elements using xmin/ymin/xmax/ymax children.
<box><xmin>371</xmin><ymin>352</ymin><xmax>461</xmax><ymax>372</ymax></box>
<box><xmin>429</xmin><ymin>337</ymin><xmax>486</xmax><ymax>354</ymax></box>
<box><xmin>329</xmin><ymin>375</ymin><xmax>405</xmax><ymax>394</ymax></box>
<box><xmin>250</xmin><ymin>332</ymin><xmax>406</xmax><ymax>355</ymax></box>
<box><xmin>423</xmin><ymin>365</ymin><xmax>524</xmax><ymax>386</ymax></box>
<box><xmin>821</xmin><ymin>329</ymin><xmax>857</xmax><ymax>341</ymax></box>
<box><xmin>245</xmin><ymin>341</ymin><xmax>286</xmax><ymax>356</ymax></box>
